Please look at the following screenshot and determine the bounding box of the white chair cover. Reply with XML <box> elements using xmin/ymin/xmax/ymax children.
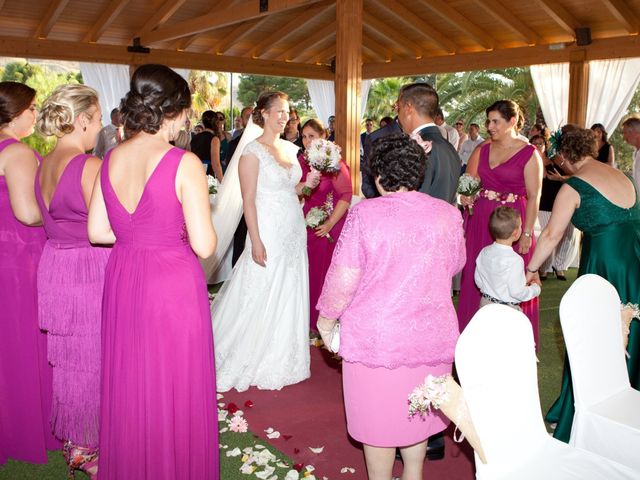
<box><xmin>560</xmin><ymin>274</ymin><xmax>640</xmax><ymax>471</ymax></box>
<box><xmin>456</xmin><ymin>304</ymin><xmax>637</xmax><ymax>479</ymax></box>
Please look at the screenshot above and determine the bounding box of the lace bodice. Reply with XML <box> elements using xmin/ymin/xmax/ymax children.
<box><xmin>566</xmin><ymin>177</ymin><xmax>640</xmax><ymax>232</ymax></box>
<box><xmin>243</xmin><ymin>140</ymin><xmax>302</xmax><ymax>196</ymax></box>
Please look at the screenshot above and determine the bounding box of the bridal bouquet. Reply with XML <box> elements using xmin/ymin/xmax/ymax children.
<box><xmin>207</xmin><ymin>175</ymin><xmax>218</xmax><ymax>196</ymax></box>
<box><xmin>457</xmin><ymin>174</ymin><xmax>482</xmax><ymax>215</ymax></box>
<box><xmin>305</xmin><ymin>193</ymin><xmax>334</xmax><ymax>242</ymax></box>
<box><xmin>408</xmin><ymin>374</ymin><xmax>452</xmax><ymax>418</ymax></box>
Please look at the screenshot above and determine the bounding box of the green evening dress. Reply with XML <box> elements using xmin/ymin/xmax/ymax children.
<box><xmin>545</xmin><ymin>176</ymin><xmax>640</xmax><ymax>442</ymax></box>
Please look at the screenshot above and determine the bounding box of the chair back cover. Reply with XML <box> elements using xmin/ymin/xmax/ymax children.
<box><xmin>456</xmin><ymin>304</ymin><xmax>548</xmax><ymax>473</ymax></box>
<box><xmin>559</xmin><ymin>274</ymin><xmax>630</xmax><ymax>408</ymax></box>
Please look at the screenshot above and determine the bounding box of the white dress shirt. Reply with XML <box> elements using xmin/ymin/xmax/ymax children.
<box><xmin>441</xmin><ymin>123</ymin><xmax>459</xmax><ymax>149</ymax></box>
<box><xmin>474</xmin><ymin>242</ymin><xmax>541</xmax><ymax>304</ymax></box>
<box><xmin>459</xmin><ymin>135</ymin><xmax>485</xmax><ymax>166</ymax></box>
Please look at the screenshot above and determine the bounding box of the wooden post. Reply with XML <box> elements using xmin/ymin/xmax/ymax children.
<box><xmin>567</xmin><ymin>50</ymin><xmax>589</xmax><ymax>127</ymax></box>
<box><xmin>335</xmin><ymin>0</ymin><xmax>363</xmax><ymax>194</ymax></box>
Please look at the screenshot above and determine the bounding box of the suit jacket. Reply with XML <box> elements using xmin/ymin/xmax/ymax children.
<box><xmin>361</xmin><ymin>120</ymin><xmax>402</xmax><ymax>198</ymax></box>
<box><xmin>418</xmin><ymin>125</ymin><xmax>461</xmax><ymax>204</ymax></box>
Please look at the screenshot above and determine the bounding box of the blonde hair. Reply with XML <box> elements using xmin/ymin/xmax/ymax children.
<box><xmin>37</xmin><ymin>84</ymin><xmax>99</xmax><ymax>137</ymax></box>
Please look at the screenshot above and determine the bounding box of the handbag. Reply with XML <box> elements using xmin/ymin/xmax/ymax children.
<box><xmin>329</xmin><ymin>321</ymin><xmax>340</xmax><ymax>353</ymax></box>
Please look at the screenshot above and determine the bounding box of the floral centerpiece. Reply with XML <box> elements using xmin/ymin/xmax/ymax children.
<box><xmin>207</xmin><ymin>175</ymin><xmax>218</xmax><ymax>197</ymax></box>
<box><xmin>303</xmin><ymin>139</ymin><xmax>341</xmax><ymax>196</ymax></box>
<box><xmin>305</xmin><ymin>193</ymin><xmax>334</xmax><ymax>242</ymax></box>
<box><xmin>457</xmin><ymin>174</ymin><xmax>482</xmax><ymax>215</ymax></box>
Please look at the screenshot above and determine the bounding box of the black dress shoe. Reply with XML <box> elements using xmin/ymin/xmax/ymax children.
<box><xmin>426</xmin><ymin>444</ymin><xmax>445</xmax><ymax>460</ymax></box>
<box><xmin>552</xmin><ymin>266</ymin><xmax>567</xmax><ymax>281</ymax></box>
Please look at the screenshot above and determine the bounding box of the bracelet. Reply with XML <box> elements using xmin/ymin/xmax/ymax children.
<box><xmin>523</xmin><ymin>231</ymin><xmax>532</xmax><ymax>238</ymax></box>
<box><xmin>527</xmin><ymin>266</ymin><xmax>538</xmax><ymax>273</ymax></box>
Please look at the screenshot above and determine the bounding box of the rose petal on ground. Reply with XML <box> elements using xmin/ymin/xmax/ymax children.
<box><xmin>244</xmin><ymin>400</ymin><xmax>254</xmax><ymax>408</ymax></box>
<box><xmin>340</xmin><ymin>467</ymin><xmax>356</xmax><ymax>474</ymax></box>
<box><xmin>226</xmin><ymin>447</ymin><xmax>241</xmax><ymax>457</ymax></box>
<box><xmin>308</xmin><ymin>446</ymin><xmax>324</xmax><ymax>454</ymax></box>
<box><xmin>266</xmin><ymin>431</ymin><xmax>281</xmax><ymax>439</ymax></box>
<box><xmin>283</xmin><ymin>434</ymin><xmax>293</xmax><ymax>440</ymax></box>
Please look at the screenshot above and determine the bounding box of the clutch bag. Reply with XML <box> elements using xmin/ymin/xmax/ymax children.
<box><xmin>329</xmin><ymin>322</ymin><xmax>340</xmax><ymax>353</ymax></box>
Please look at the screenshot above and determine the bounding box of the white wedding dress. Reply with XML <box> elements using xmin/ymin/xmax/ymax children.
<box><xmin>211</xmin><ymin>140</ymin><xmax>310</xmax><ymax>392</ymax></box>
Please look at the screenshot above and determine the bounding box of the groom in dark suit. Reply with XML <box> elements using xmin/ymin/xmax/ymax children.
<box><xmin>396</xmin><ymin>83</ymin><xmax>460</xmax><ymax>204</ymax></box>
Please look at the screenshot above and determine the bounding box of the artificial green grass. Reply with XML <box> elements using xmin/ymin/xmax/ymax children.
<box><xmin>0</xmin><ymin>271</ymin><xmax>574</xmax><ymax>479</ymax></box>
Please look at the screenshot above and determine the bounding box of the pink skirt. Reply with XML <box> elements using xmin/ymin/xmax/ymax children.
<box><xmin>342</xmin><ymin>361</ymin><xmax>451</xmax><ymax>447</ymax></box>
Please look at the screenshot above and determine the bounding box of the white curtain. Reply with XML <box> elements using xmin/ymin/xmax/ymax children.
<box><xmin>173</xmin><ymin>68</ymin><xmax>191</xmax><ymax>82</ymax></box>
<box><xmin>361</xmin><ymin>79</ymin><xmax>371</xmax><ymax>117</ymax></box>
<box><xmin>307</xmin><ymin>78</ymin><xmax>372</xmax><ymax>124</ymax></box>
<box><xmin>79</xmin><ymin>63</ymin><xmax>130</xmax><ymax>118</ymax></box>
<box><xmin>530</xmin><ymin>63</ymin><xmax>569</xmax><ymax>131</ymax></box>
<box><xmin>586</xmin><ymin>58</ymin><xmax>640</xmax><ymax>132</ymax></box>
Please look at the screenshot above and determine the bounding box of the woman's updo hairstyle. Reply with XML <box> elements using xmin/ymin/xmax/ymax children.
<box><xmin>486</xmin><ymin>100</ymin><xmax>524</xmax><ymax>131</ymax></box>
<box><xmin>560</xmin><ymin>128</ymin><xmax>598</xmax><ymax>164</ymax></box>
<box><xmin>301</xmin><ymin>118</ymin><xmax>326</xmax><ymax>138</ymax></box>
<box><xmin>37</xmin><ymin>84</ymin><xmax>98</xmax><ymax>137</ymax></box>
<box><xmin>0</xmin><ymin>81</ymin><xmax>36</xmax><ymax>127</ymax></box>
<box><xmin>120</xmin><ymin>64</ymin><xmax>191</xmax><ymax>135</ymax></box>
<box><xmin>370</xmin><ymin>133</ymin><xmax>426</xmax><ymax>192</ymax></box>
<box><xmin>252</xmin><ymin>91</ymin><xmax>289</xmax><ymax>128</ymax></box>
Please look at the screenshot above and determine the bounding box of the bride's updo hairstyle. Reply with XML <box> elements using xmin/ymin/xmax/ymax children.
<box><xmin>486</xmin><ymin>100</ymin><xmax>524</xmax><ymax>132</ymax></box>
<box><xmin>252</xmin><ymin>91</ymin><xmax>289</xmax><ymax>128</ymax></box>
<box><xmin>120</xmin><ymin>64</ymin><xmax>191</xmax><ymax>135</ymax></box>
<box><xmin>370</xmin><ymin>133</ymin><xmax>426</xmax><ymax>192</ymax></box>
<box><xmin>37</xmin><ymin>84</ymin><xmax>98</xmax><ymax>137</ymax></box>
<box><xmin>559</xmin><ymin>128</ymin><xmax>598</xmax><ymax>164</ymax></box>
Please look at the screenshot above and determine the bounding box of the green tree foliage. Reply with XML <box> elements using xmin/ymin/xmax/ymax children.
<box><xmin>609</xmin><ymin>86</ymin><xmax>640</xmax><ymax>173</ymax></box>
<box><xmin>1</xmin><ymin>61</ymin><xmax>82</xmax><ymax>154</ymax></box>
<box><xmin>237</xmin><ymin>75</ymin><xmax>311</xmax><ymax>115</ymax></box>
<box><xmin>189</xmin><ymin>70</ymin><xmax>228</xmax><ymax>120</ymax></box>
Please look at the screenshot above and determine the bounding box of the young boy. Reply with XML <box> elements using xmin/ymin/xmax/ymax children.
<box><xmin>475</xmin><ymin>206</ymin><xmax>541</xmax><ymax>311</ymax></box>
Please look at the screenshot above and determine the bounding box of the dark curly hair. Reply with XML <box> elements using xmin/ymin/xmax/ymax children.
<box><xmin>119</xmin><ymin>64</ymin><xmax>191</xmax><ymax>135</ymax></box>
<box><xmin>369</xmin><ymin>133</ymin><xmax>426</xmax><ymax>192</ymax></box>
<box><xmin>560</xmin><ymin>128</ymin><xmax>598</xmax><ymax>164</ymax></box>
<box><xmin>0</xmin><ymin>81</ymin><xmax>36</xmax><ymax>126</ymax></box>
<box><xmin>252</xmin><ymin>91</ymin><xmax>289</xmax><ymax>128</ymax></box>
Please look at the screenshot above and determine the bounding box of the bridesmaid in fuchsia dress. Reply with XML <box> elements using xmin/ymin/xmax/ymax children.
<box><xmin>458</xmin><ymin>100</ymin><xmax>542</xmax><ymax>346</ymax></box>
<box><xmin>0</xmin><ymin>82</ymin><xmax>59</xmax><ymax>466</ymax></box>
<box><xmin>88</xmin><ymin>65</ymin><xmax>219</xmax><ymax>480</ymax></box>
<box><xmin>298</xmin><ymin>119</ymin><xmax>352</xmax><ymax>330</ymax></box>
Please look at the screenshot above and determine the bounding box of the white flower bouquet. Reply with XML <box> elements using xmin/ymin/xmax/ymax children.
<box><xmin>305</xmin><ymin>193</ymin><xmax>334</xmax><ymax>242</ymax></box>
<box><xmin>457</xmin><ymin>173</ymin><xmax>482</xmax><ymax>215</ymax></box>
<box><xmin>207</xmin><ymin>175</ymin><xmax>218</xmax><ymax>196</ymax></box>
<box><xmin>305</xmin><ymin>138</ymin><xmax>341</xmax><ymax>173</ymax></box>
<box><xmin>408</xmin><ymin>374</ymin><xmax>452</xmax><ymax>418</ymax></box>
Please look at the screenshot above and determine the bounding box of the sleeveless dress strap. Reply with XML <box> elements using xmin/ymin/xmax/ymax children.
<box><xmin>0</xmin><ymin>137</ymin><xmax>19</xmax><ymax>153</ymax></box>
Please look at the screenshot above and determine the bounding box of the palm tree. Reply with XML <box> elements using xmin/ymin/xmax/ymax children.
<box><xmin>189</xmin><ymin>70</ymin><xmax>228</xmax><ymax>118</ymax></box>
<box><xmin>364</xmin><ymin>77</ymin><xmax>405</xmax><ymax>122</ymax></box>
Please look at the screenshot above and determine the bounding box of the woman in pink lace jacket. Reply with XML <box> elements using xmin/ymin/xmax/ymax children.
<box><xmin>317</xmin><ymin>133</ymin><xmax>465</xmax><ymax>479</ymax></box>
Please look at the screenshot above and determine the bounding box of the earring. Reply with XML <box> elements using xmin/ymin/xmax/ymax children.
<box><xmin>83</xmin><ymin>125</ymin><xmax>87</xmax><ymax>132</ymax></box>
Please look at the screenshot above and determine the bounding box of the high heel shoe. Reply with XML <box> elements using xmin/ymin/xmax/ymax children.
<box><xmin>552</xmin><ymin>266</ymin><xmax>567</xmax><ymax>281</ymax></box>
<box><xmin>63</xmin><ymin>441</ymin><xmax>99</xmax><ymax>479</ymax></box>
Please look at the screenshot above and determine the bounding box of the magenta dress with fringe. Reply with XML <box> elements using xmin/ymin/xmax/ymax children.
<box><xmin>0</xmin><ymin>138</ymin><xmax>59</xmax><ymax>465</ymax></box>
<box><xmin>98</xmin><ymin>148</ymin><xmax>218</xmax><ymax>479</ymax></box>
<box><xmin>35</xmin><ymin>153</ymin><xmax>110</xmax><ymax>448</ymax></box>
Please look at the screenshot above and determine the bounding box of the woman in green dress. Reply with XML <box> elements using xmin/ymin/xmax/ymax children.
<box><xmin>526</xmin><ymin>127</ymin><xmax>640</xmax><ymax>442</ymax></box>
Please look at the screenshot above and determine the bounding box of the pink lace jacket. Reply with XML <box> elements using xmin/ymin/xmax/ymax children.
<box><xmin>317</xmin><ymin>191</ymin><xmax>465</xmax><ymax>368</ymax></box>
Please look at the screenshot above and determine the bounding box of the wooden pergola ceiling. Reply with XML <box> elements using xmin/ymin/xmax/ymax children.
<box><xmin>0</xmin><ymin>0</ymin><xmax>639</xmax><ymax>80</ymax></box>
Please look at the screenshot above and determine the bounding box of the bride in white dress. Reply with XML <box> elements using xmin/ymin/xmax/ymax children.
<box><xmin>211</xmin><ymin>91</ymin><xmax>320</xmax><ymax>392</ymax></box>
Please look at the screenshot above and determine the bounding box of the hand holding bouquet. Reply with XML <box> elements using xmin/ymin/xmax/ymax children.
<box><xmin>457</xmin><ymin>173</ymin><xmax>482</xmax><ymax>215</ymax></box>
<box><xmin>302</xmin><ymin>138</ymin><xmax>341</xmax><ymax>196</ymax></box>
<box><xmin>305</xmin><ymin>193</ymin><xmax>335</xmax><ymax>242</ymax></box>
<box><xmin>207</xmin><ymin>175</ymin><xmax>218</xmax><ymax>197</ymax></box>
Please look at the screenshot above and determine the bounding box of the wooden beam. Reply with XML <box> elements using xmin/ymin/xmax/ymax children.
<box><xmin>415</xmin><ymin>0</ymin><xmax>495</xmax><ymax>50</ymax></box>
<box><xmin>362</xmin><ymin>43</ymin><xmax>388</xmax><ymax>63</ymax></box>
<box><xmin>599</xmin><ymin>0</ymin><xmax>640</xmax><ymax>34</ymax></box>
<box><xmin>251</xmin><ymin>1</ymin><xmax>333</xmax><ymax>58</ymax></box>
<box><xmin>0</xmin><ymin>1</ymin><xmax>5</xmax><ymax>12</ymax></box>
<box><xmin>362</xmin><ymin>33</ymin><xmax>393</xmax><ymax>62</ymax></box>
<box><xmin>170</xmin><ymin>1</ymin><xmax>228</xmax><ymax>51</ymax></box>
<box><xmin>474</xmin><ymin>0</ymin><xmax>540</xmax><ymax>45</ymax></box>
<box><xmin>0</xmin><ymin>36</ymin><xmax>333</xmax><ymax>79</ymax></box>
<box><xmin>362</xmin><ymin>34</ymin><xmax>640</xmax><ymax>78</ymax></box>
<box><xmin>210</xmin><ymin>18</ymin><xmax>265</xmax><ymax>55</ymax></box>
<box><xmin>136</xmin><ymin>0</ymin><xmax>187</xmax><ymax>37</ymax></box>
<box><xmin>534</xmin><ymin>0</ymin><xmax>579</xmax><ymax>35</ymax></box>
<box><xmin>568</xmin><ymin>51</ymin><xmax>589</xmax><ymax>126</ymax></box>
<box><xmin>140</xmin><ymin>0</ymin><xmax>321</xmax><ymax>45</ymax></box>
<box><xmin>363</xmin><ymin>16</ymin><xmax>421</xmax><ymax>58</ymax></box>
<box><xmin>295</xmin><ymin>36</ymin><xmax>334</xmax><ymax>63</ymax></box>
<box><xmin>336</xmin><ymin>0</ymin><xmax>362</xmax><ymax>194</ymax></box>
<box><xmin>370</xmin><ymin>0</ymin><xmax>457</xmax><ymax>54</ymax></box>
<box><xmin>33</xmin><ymin>0</ymin><xmax>70</xmax><ymax>39</ymax></box>
<box><xmin>312</xmin><ymin>44</ymin><xmax>336</xmax><ymax>64</ymax></box>
<box><xmin>276</xmin><ymin>21</ymin><xmax>336</xmax><ymax>61</ymax></box>
<box><xmin>83</xmin><ymin>0</ymin><xmax>130</xmax><ymax>43</ymax></box>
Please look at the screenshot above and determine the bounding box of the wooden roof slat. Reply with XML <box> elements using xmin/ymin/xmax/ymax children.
<box><xmin>534</xmin><ymin>0</ymin><xmax>579</xmax><ymax>35</ymax></box>
<box><xmin>415</xmin><ymin>0</ymin><xmax>495</xmax><ymax>50</ymax></box>
<box><xmin>312</xmin><ymin>44</ymin><xmax>335</xmax><ymax>64</ymax></box>
<box><xmin>475</xmin><ymin>0</ymin><xmax>541</xmax><ymax>45</ymax></box>
<box><xmin>210</xmin><ymin>18</ymin><xmax>266</xmax><ymax>55</ymax></box>
<box><xmin>83</xmin><ymin>0</ymin><xmax>130</xmax><ymax>43</ymax></box>
<box><xmin>361</xmin><ymin>32</ymin><xmax>393</xmax><ymax>62</ymax></box>
<box><xmin>599</xmin><ymin>0</ymin><xmax>640</xmax><ymax>34</ymax></box>
<box><xmin>33</xmin><ymin>0</ymin><xmax>70</xmax><ymax>39</ymax></box>
<box><xmin>363</xmin><ymin>11</ymin><xmax>423</xmax><ymax>57</ymax></box>
<box><xmin>140</xmin><ymin>0</ymin><xmax>321</xmax><ymax>45</ymax></box>
<box><xmin>362</xmin><ymin>43</ymin><xmax>388</xmax><ymax>63</ymax></box>
<box><xmin>277</xmin><ymin>21</ymin><xmax>336</xmax><ymax>62</ymax></box>
<box><xmin>295</xmin><ymin>36</ymin><xmax>334</xmax><ymax>62</ymax></box>
<box><xmin>170</xmin><ymin>0</ymin><xmax>227</xmax><ymax>51</ymax></box>
<box><xmin>370</xmin><ymin>0</ymin><xmax>457</xmax><ymax>54</ymax></box>
<box><xmin>135</xmin><ymin>0</ymin><xmax>187</xmax><ymax>37</ymax></box>
<box><xmin>251</xmin><ymin>2</ymin><xmax>333</xmax><ymax>58</ymax></box>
